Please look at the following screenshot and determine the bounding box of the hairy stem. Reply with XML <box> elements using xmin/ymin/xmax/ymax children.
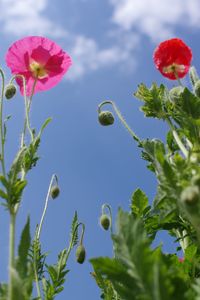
<box><xmin>166</xmin><ymin>118</ymin><xmax>188</xmax><ymax>158</ymax></box>
<box><xmin>37</xmin><ymin>174</ymin><xmax>57</xmax><ymax>240</ymax></box>
<box><xmin>0</xmin><ymin>69</ymin><xmax>6</xmax><ymax>177</ymax></box>
<box><xmin>8</xmin><ymin>213</ymin><xmax>16</xmax><ymax>300</ymax></box>
<box><xmin>98</xmin><ymin>100</ymin><xmax>141</xmax><ymax>143</ymax></box>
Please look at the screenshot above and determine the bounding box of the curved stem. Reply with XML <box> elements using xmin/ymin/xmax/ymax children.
<box><xmin>166</xmin><ymin>118</ymin><xmax>188</xmax><ymax>158</ymax></box>
<box><xmin>37</xmin><ymin>174</ymin><xmax>57</xmax><ymax>240</ymax></box>
<box><xmin>8</xmin><ymin>212</ymin><xmax>16</xmax><ymax>300</ymax></box>
<box><xmin>0</xmin><ymin>69</ymin><xmax>6</xmax><ymax>177</ymax></box>
<box><xmin>98</xmin><ymin>101</ymin><xmax>141</xmax><ymax>144</ymax></box>
<box><xmin>102</xmin><ymin>203</ymin><xmax>113</xmax><ymax>235</ymax></box>
<box><xmin>78</xmin><ymin>222</ymin><xmax>85</xmax><ymax>245</ymax></box>
<box><xmin>10</xmin><ymin>75</ymin><xmax>34</xmax><ymax>145</ymax></box>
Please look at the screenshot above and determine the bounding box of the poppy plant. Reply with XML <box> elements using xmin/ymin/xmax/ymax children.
<box><xmin>6</xmin><ymin>36</ymin><xmax>72</xmax><ymax>96</ymax></box>
<box><xmin>153</xmin><ymin>38</ymin><xmax>192</xmax><ymax>80</ymax></box>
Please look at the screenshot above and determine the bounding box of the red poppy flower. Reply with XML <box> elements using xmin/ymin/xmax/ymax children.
<box><xmin>6</xmin><ymin>36</ymin><xmax>72</xmax><ymax>96</ymax></box>
<box><xmin>153</xmin><ymin>38</ymin><xmax>192</xmax><ymax>80</ymax></box>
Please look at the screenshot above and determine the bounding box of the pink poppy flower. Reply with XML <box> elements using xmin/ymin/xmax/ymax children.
<box><xmin>6</xmin><ymin>36</ymin><xmax>72</xmax><ymax>96</ymax></box>
<box><xmin>153</xmin><ymin>38</ymin><xmax>192</xmax><ymax>80</ymax></box>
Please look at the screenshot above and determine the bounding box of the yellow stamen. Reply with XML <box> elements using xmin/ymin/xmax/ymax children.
<box><xmin>163</xmin><ymin>63</ymin><xmax>185</xmax><ymax>74</ymax></box>
<box><xmin>29</xmin><ymin>61</ymin><xmax>48</xmax><ymax>79</ymax></box>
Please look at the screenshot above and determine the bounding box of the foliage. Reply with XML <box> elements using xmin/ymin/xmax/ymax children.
<box><xmin>91</xmin><ymin>66</ymin><xmax>200</xmax><ymax>299</ymax></box>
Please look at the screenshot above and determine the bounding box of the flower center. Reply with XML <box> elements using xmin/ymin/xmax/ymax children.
<box><xmin>162</xmin><ymin>63</ymin><xmax>185</xmax><ymax>75</ymax></box>
<box><xmin>29</xmin><ymin>61</ymin><xmax>48</xmax><ymax>79</ymax></box>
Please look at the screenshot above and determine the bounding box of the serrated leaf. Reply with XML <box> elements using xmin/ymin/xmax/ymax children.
<box><xmin>134</xmin><ymin>83</ymin><xmax>166</xmax><ymax>119</ymax></box>
<box><xmin>17</xmin><ymin>216</ymin><xmax>31</xmax><ymax>278</ymax></box>
<box><xmin>70</xmin><ymin>211</ymin><xmax>78</xmax><ymax>247</ymax></box>
<box><xmin>131</xmin><ymin>188</ymin><xmax>148</xmax><ymax>218</ymax></box>
<box><xmin>38</xmin><ymin>117</ymin><xmax>52</xmax><ymax>138</ymax></box>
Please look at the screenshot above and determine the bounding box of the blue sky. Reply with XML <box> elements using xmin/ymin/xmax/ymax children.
<box><xmin>0</xmin><ymin>0</ymin><xmax>200</xmax><ymax>299</ymax></box>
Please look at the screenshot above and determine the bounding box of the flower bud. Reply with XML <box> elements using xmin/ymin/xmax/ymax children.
<box><xmin>194</xmin><ymin>80</ymin><xmax>200</xmax><ymax>98</ymax></box>
<box><xmin>5</xmin><ymin>84</ymin><xmax>17</xmax><ymax>99</ymax></box>
<box><xmin>76</xmin><ymin>245</ymin><xmax>86</xmax><ymax>264</ymax></box>
<box><xmin>50</xmin><ymin>186</ymin><xmax>60</xmax><ymax>199</ymax></box>
<box><xmin>169</xmin><ymin>86</ymin><xmax>184</xmax><ymax>102</ymax></box>
<box><xmin>98</xmin><ymin>111</ymin><xmax>114</xmax><ymax>126</ymax></box>
<box><xmin>180</xmin><ymin>186</ymin><xmax>199</xmax><ymax>206</ymax></box>
<box><xmin>100</xmin><ymin>214</ymin><xmax>110</xmax><ymax>230</ymax></box>
<box><xmin>189</xmin><ymin>66</ymin><xmax>199</xmax><ymax>86</ymax></box>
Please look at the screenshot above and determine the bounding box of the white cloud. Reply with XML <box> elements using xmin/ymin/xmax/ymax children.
<box><xmin>67</xmin><ymin>34</ymin><xmax>139</xmax><ymax>80</ymax></box>
<box><xmin>0</xmin><ymin>0</ymin><xmax>67</xmax><ymax>37</ymax></box>
<box><xmin>1</xmin><ymin>0</ymin><xmax>200</xmax><ymax>80</ymax></box>
<box><xmin>110</xmin><ymin>0</ymin><xmax>200</xmax><ymax>41</ymax></box>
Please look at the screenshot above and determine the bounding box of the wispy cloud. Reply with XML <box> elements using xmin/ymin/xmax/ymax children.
<box><xmin>68</xmin><ymin>34</ymin><xmax>139</xmax><ymax>80</ymax></box>
<box><xmin>0</xmin><ymin>0</ymin><xmax>67</xmax><ymax>37</ymax></box>
<box><xmin>110</xmin><ymin>0</ymin><xmax>200</xmax><ymax>41</ymax></box>
<box><xmin>1</xmin><ymin>0</ymin><xmax>200</xmax><ymax>80</ymax></box>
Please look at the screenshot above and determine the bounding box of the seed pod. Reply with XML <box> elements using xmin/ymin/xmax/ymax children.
<box><xmin>98</xmin><ymin>111</ymin><xmax>114</xmax><ymax>126</ymax></box>
<box><xmin>76</xmin><ymin>245</ymin><xmax>86</xmax><ymax>264</ymax></box>
<box><xmin>180</xmin><ymin>186</ymin><xmax>199</xmax><ymax>206</ymax></box>
<box><xmin>5</xmin><ymin>84</ymin><xmax>17</xmax><ymax>99</ymax></box>
<box><xmin>50</xmin><ymin>186</ymin><xmax>60</xmax><ymax>199</ymax></box>
<box><xmin>194</xmin><ymin>80</ymin><xmax>200</xmax><ymax>98</ymax></box>
<box><xmin>169</xmin><ymin>86</ymin><xmax>184</xmax><ymax>102</ymax></box>
<box><xmin>100</xmin><ymin>214</ymin><xmax>110</xmax><ymax>230</ymax></box>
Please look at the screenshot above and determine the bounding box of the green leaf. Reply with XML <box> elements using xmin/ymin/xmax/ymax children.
<box><xmin>38</xmin><ymin>117</ymin><xmax>52</xmax><ymax>138</ymax></box>
<box><xmin>134</xmin><ymin>83</ymin><xmax>167</xmax><ymax>119</ymax></box>
<box><xmin>70</xmin><ymin>211</ymin><xmax>79</xmax><ymax>247</ymax></box>
<box><xmin>131</xmin><ymin>188</ymin><xmax>148</xmax><ymax>217</ymax></box>
<box><xmin>17</xmin><ymin>216</ymin><xmax>31</xmax><ymax>278</ymax></box>
<box><xmin>91</xmin><ymin>209</ymin><xmax>188</xmax><ymax>300</ymax></box>
<box><xmin>0</xmin><ymin>188</ymin><xmax>8</xmax><ymax>200</ymax></box>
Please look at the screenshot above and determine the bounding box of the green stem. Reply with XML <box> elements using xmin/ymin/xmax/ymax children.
<box><xmin>33</xmin><ymin>241</ymin><xmax>42</xmax><ymax>300</ymax></box>
<box><xmin>10</xmin><ymin>75</ymin><xmax>34</xmax><ymax>146</ymax></box>
<box><xmin>8</xmin><ymin>213</ymin><xmax>16</xmax><ymax>300</ymax></box>
<box><xmin>37</xmin><ymin>174</ymin><xmax>57</xmax><ymax>240</ymax></box>
<box><xmin>173</xmin><ymin>69</ymin><xmax>183</xmax><ymax>87</ymax></box>
<box><xmin>98</xmin><ymin>101</ymin><xmax>141</xmax><ymax>144</ymax></box>
<box><xmin>166</xmin><ymin>118</ymin><xmax>188</xmax><ymax>158</ymax></box>
<box><xmin>78</xmin><ymin>223</ymin><xmax>85</xmax><ymax>245</ymax></box>
<box><xmin>0</xmin><ymin>69</ymin><xmax>6</xmax><ymax>177</ymax></box>
<box><xmin>65</xmin><ymin>223</ymin><xmax>83</xmax><ymax>262</ymax></box>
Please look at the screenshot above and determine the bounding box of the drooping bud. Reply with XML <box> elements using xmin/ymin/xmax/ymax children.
<box><xmin>50</xmin><ymin>186</ymin><xmax>60</xmax><ymax>199</ymax></box>
<box><xmin>76</xmin><ymin>245</ymin><xmax>86</xmax><ymax>264</ymax></box>
<box><xmin>5</xmin><ymin>84</ymin><xmax>17</xmax><ymax>99</ymax></box>
<box><xmin>169</xmin><ymin>86</ymin><xmax>184</xmax><ymax>102</ymax></box>
<box><xmin>100</xmin><ymin>214</ymin><xmax>110</xmax><ymax>230</ymax></box>
<box><xmin>180</xmin><ymin>186</ymin><xmax>199</xmax><ymax>206</ymax></box>
<box><xmin>194</xmin><ymin>80</ymin><xmax>200</xmax><ymax>98</ymax></box>
<box><xmin>98</xmin><ymin>111</ymin><xmax>114</xmax><ymax>126</ymax></box>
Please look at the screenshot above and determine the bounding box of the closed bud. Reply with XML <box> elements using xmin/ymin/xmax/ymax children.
<box><xmin>50</xmin><ymin>186</ymin><xmax>60</xmax><ymax>199</ymax></box>
<box><xmin>194</xmin><ymin>80</ymin><xmax>200</xmax><ymax>98</ymax></box>
<box><xmin>98</xmin><ymin>111</ymin><xmax>114</xmax><ymax>126</ymax></box>
<box><xmin>169</xmin><ymin>86</ymin><xmax>184</xmax><ymax>102</ymax></box>
<box><xmin>180</xmin><ymin>186</ymin><xmax>199</xmax><ymax>206</ymax></box>
<box><xmin>100</xmin><ymin>214</ymin><xmax>110</xmax><ymax>230</ymax></box>
<box><xmin>189</xmin><ymin>66</ymin><xmax>199</xmax><ymax>86</ymax></box>
<box><xmin>5</xmin><ymin>84</ymin><xmax>17</xmax><ymax>99</ymax></box>
<box><xmin>76</xmin><ymin>245</ymin><xmax>86</xmax><ymax>264</ymax></box>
